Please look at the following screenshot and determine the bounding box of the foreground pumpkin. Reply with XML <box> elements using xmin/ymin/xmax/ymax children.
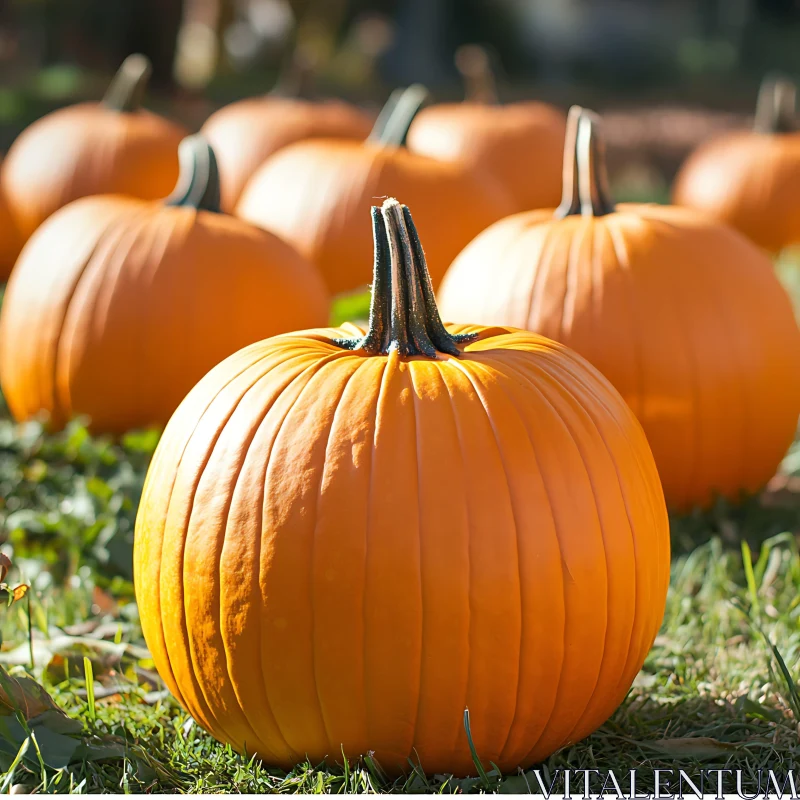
<box><xmin>673</xmin><ymin>75</ymin><xmax>800</xmax><ymax>252</ymax></box>
<box><xmin>440</xmin><ymin>106</ymin><xmax>800</xmax><ymax>511</ymax></box>
<box><xmin>406</xmin><ymin>45</ymin><xmax>566</xmax><ymax>213</ymax></box>
<box><xmin>236</xmin><ymin>86</ymin><xmax>514</xmax><ymax>294</ymax></box>
<box><xmin>0</xmin><ymin>135</ymin><xmax>328</xmax><ymax>434</ymax></box>
<box><xmin>134</xmin><ymin>197</ymin><xmax>669</xmax><ymax>776</ymax></box>
<box><xmin>201</xmin><ymin>56</ymin><xmax>372</xmax><ymax>212</ymax></box>
<box><xmin>1</xmin><ymin>55</ymin><xmax>186</xmax><ymax>244</ymax></box>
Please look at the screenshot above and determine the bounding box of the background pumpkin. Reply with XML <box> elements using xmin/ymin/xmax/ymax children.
<box><xmin>134</xmin><ymin>197</ymin><xmax>669</xmax><ymax>777</ymax></box>
<box><xmin>0</xmin><ymin>135</ymin><xmax>329</xmax><ymax>434</ymax></box>
<box><xmin>0</xmin><ymin>173</ymin><xmax>22</xmax><ymax>281</ymax></box>
<box><xmin>405</xmin><ymin>45</ymin><xmax>566</xmax><ymax>213</ymax></box>
<box><xmin>0</xmin><ymin>54</ymin><xmax>187</xmax><ymax>245</ymax></box>
<box><xmin>235</xmin><ymin>85</ymin><xmax>514</xmax><ymax>295</ymax></box>
<box><xmin>672</xmin><ymin>75</ymin><xmax>800</xmax><ymax>252</ymax></box>
<box><xmin>201</xmin><ymin>53</ymin><xmax>373</xmax><ymax>212</ymax></box>
<box><xmin>439</xmin><ymin>106</ymin><xmax>800</xmax><ymax>511</ymax></box>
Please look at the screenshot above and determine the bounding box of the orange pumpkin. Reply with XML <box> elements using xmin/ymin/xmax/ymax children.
<box><xmin>673</xmin><ymin>76</ymin><xmax>800</xmax><ymax>252</ymax></box>
<box><xmin>406</xmin><ymin>45</ymin><xmax>566</xmax><ymax>213</ymax></box>
<box><xmin>236</xmin><ymin>85</ymin><xmax>514</xmax><ymax>295</ymax></box>
<box><xmin>134</xmin><ymin>197</ymin><xmax>669</xmax><ymax>777</ymax></box>
<box><xmin>202</xmin><ymin>82</ymin><xmax>372</xmax><ymax>212</ymax></box>
<box><xmin>439</xmin><ymin>106</ymin><xmax>800</xmax><ymax>511</ymax></box>
<box><xmin>1</xmin><ymin>55</ymin><xmax>187</xmax><ymax>244</ymax></box>
<box><xmin>0</xmin><ymin>135</ymin><xmax>329</xmax><ymax>434</ymax></box>
<box><xmin>0</xmin><ymin>173</ymin><xmax>21</xmax><ymax>281</ymax></box>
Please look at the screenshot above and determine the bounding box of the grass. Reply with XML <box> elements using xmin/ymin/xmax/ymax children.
<box><xmin>0</xmin><ymin>291</ymin><xmax>799</xmax><ymax>793</ymax></box>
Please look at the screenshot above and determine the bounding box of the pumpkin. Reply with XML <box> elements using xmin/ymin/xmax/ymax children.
<box><xmin>1</xmin><ymin>54</ymin><xmax>187</xmax><ymax>244</ymax></box>
<box><xmin>673</xmin><ymin>75</ymin><xmax>800</xmax><ymax>252</ymax></box>
<box><xmin>0</xmin><ymin>173</ymin><xmax>21</xmax><ymax>281</ymax></box>
<box><xmin>236</xmin><ymin>85</ymin><xmax>514</xmax><ymax>295</ymax></box>
<box><xmin>405</xmin><ymin>45</ymin><xmax>566</xmax><ymax>213</ymax></box>
<box><xmin>439</xmin><ymin>106</ymin><xmax>800</xmax><ymax>511</ymax></box>
<box><xmin>134</xmin><ymin>197</ymin><xmax>669</xmax><ymax>777</ymax></box>
<box><xmin>201</xmin><ymin>55</ymin><xmax>373</xmax><ymax>212</ymax></box>
<box><xmin>0</xmin><ymin>135</ymin><xmax>329</xmax><ymax>434</ymax></box>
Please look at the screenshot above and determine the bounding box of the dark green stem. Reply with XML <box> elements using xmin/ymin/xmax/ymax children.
<box><xmin>367</xmin><ymin>85</ymin><xmax>429</xmax><ymax>147</ymax></box>
<box><xmin>164</xmin><ymin>135</ymin><xmax>222</xmax><ymax>213</ymax></box>
<box><xmin>455</xmin><ymin>44</ymin><xmax>498</xmax><ymax>104</ymax></box>
<box><xmin>333</xmin><ymin>199</ymin><xmax>477</xmax><ymax>358</ymax></box>
<box><xmin>754</xmin><ymin>74</ymin><xmax>797</xmax><ymax>134</ymax></box>
<box><xmin>102</xmin><ymin>54</ymin><xmax>152</xmax><ymax>112</ymax></box>
<box><xmin>554</xmin><ymin>105</ymin><xmax>615</xmax><ymax>219</ymax></box>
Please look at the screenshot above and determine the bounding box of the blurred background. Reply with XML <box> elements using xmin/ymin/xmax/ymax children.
<box><xmin>1</xmin><ymin>0</ymin><xmax>800</xmax><ymax>200</ymax></box>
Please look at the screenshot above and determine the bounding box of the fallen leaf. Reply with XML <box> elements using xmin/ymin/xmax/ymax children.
<box><xmin>633</xmin><ymin>737</ymin><xmax>738</xmax><ymax>759</ymax></box>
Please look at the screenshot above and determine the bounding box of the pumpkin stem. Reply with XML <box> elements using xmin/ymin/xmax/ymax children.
<box><xmin>332</xmin><ymin>198</ymin><xmax>477</xmax><ymax>358</ymax></box>
<box><xmin>455</xmin><ymin>44</ymin><xmax>499</xmax><ymax>105</ymax></box>
<box><xmin>368</xmin><ymin>85</ymin><xmax>429</xmax><ymax>147</ymax></box>
<box><xmin>754</xmin><ymin>74</ymin><xmax>797</xmax><ymax>134</ymax></box>
<box><xmin>554</xmin><ymin>105</ymin><xmax>615</xmax><ymax>219</ymax></box>
<box><xmin>164</xmin><ymin>135</ymin><xmax>222</xmax><ymax>213</ymax></box>
<box><xmin>102</xmin><ymin>54</ymin><xmax>152</xmax><ymax>112</ymax></box>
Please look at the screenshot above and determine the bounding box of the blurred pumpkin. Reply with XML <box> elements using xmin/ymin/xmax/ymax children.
<box><xmin>201</xmin><ymin>53</ymin><xmax>373</xmax><ymax>212</ymax></box>
<box><xmin>405</xmin><ymin>45</ymin><xmax>566</xmax><ymax>213</ymax></box>
<box><xmin>673</xmin><ymin>75</ymin><xmax>800</xmax><ymax>252</ymax></box>
<box><xmin>1</xmin><ymin>55</ymin><xmax>187</xmax><ymax>244</ymax></box>
<box><xmin>236</xmin><ymin>85</ymin><xmax>514</xmax><ymax>295</ymax></box>
<box><xmin>0</xmin><ymin>135</ymin><xmax>329</xmax><ymax>434</ymax></box>
<box><xmin>439</xmin><ymin>106</ymin><xmax>800</xmax><ymax>511</ymax></box>
<box><xmin>0</xmin><ymin>173</ymin><xmax>21</xmax><ymax>281</ymax></box>
<box><xmin>134</xmin><ymin>197</ymin><xmax>669</xmax><ymax>777</ymax></box>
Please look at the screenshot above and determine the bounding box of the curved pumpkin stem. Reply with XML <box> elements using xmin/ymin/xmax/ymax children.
<box><xmin>368</xmin><ymin>85</ymin><xmax>430</xmax><ymax>147</ymax></box>
<box><xmin>455</xmin><ymin>44</ymin><xmax>499</xmax><ymax>105</ymax></box>
<box><xmin>333</xmin><ymin>198</ymin><xmax>477</xmax><ymax>358</ymax></box>
<box><xmin>165</xmin><ymin>135</ymin><xmax>222</xmax><ymax>213</ymax></box>
<box><xmin>754</xmin><ymin>74</ymin><xmax>797</xmax><ymax>134</ymax></box>
<box><xmin>554</xmin><ymin>105</ymin><xmax>615</xmax><ymax>219</ymax></box>
<box><xmin>102</xmin><ymin>54</ymin><xmax>152</xmax><ymax>113</ymax></box>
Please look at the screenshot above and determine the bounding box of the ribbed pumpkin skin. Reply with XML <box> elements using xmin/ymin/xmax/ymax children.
<box><xmin>439</xmin><ymin>205</ymin><xmax>800</xmax><ymax>510</ymax></box>
<box><xmin>134</xmin><ymin>323</ymin><xmax>669</xmax><ymax>776</ymax></box>
<box><xmin>235</xmin><ymin>140</ymin><xmax>514</xmax><ymax>294</ymax></box>
<box><xmin>673</xmin><ymin>132</ymin><xmax>800</xmax><ymax>252</ymax></box>
<box><xmin>0</xmin><ymin>104</ymin><xmax>186</xmax><ymax>243</ymax></box>
<box><xmin>201</xmin><ymin>97</ymin><xmax>373</xmax><ymax>212</ymax></box>
<box><xmin>0</xmin><ymin>177</ymin><xmax>22</xmax><ymax>280</ymax></box>
<box><xmin>0</xmin><ymin>196</ymin><xmax>329</xmax><ymax>433</ymax></box>
<box><xmin>407</xmin><ymin>102</ymin><xmax>566</xmax><ymax>213</ymax></box>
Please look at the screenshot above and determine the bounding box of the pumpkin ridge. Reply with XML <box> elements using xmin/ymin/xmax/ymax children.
<box><xmin>459</xmin><ymin>354</ymin><xmax>566</xmax><ymax>761</ymax></box>
<box><xmin>443</xmin><ymin>358</ymin><xmax>525</xmax><ymax>761</ymax></box>
<box><xmin>558</xmin><ymin>217</ymin><xmax>592</xmax><ymax>341</ymax></box>
<box><xmin>55</xmin><ymin>204</ymin><xmax>157</xmax><ymax>424</ymax></box>
<box><xmin>407</xmin><ymin>362</ymin><xmax>428</xmax><ymax>761</ymax></box>
<box><xmin>429</xmin><ymin>363</ymin><xmax>476</xmax><ymax>759</ymax></box>
<box><xmin>308</xmin><ymin>356</ymin><xmax>377</xmax><ymax>755</ymax></box>
<box><xmin>167</xmin><ymin>369</ymin><xmax>275</xmax><ymax>746</ymax></box>
<box><xmin>490</xmin><ymin>350</ymin><xmax>643</xmax><ymax>763</ymax></box>
<box><xmin>136</xmin><ymin>344</ymin><xmax>286</xmax><ymax>715</ymax></box>
<box><xmin>514</xmin><ymin>353</ymin><xmax>641</xmax><ymax>746</ymax></box>
<box><xmin>213</xmin><ymin>358</ymin><xmax>339</xmax><ymax>762</ymax></box>
<box><xmin>361</xmin><ymin>357</ymin><xmax>390</xmax><ymax>753</ymax></box>
<box><xmin>155</xmin><ymin>349</ymin><xmax>331</xmax><ymax>744</ymax></box>
<box><xmin>486</xmin><ymin>354</ymin><xmax>610</xmax><ymax>759</ymax></box>
<box><xmin>519</xmin><ymin>344</ymin><xmax>669</xmax><ymax>691</ymax></box>
<box><xmin>48</xmin><ymin>201</ymin><xmax>148</xmax><ymax>425</ymax></box>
